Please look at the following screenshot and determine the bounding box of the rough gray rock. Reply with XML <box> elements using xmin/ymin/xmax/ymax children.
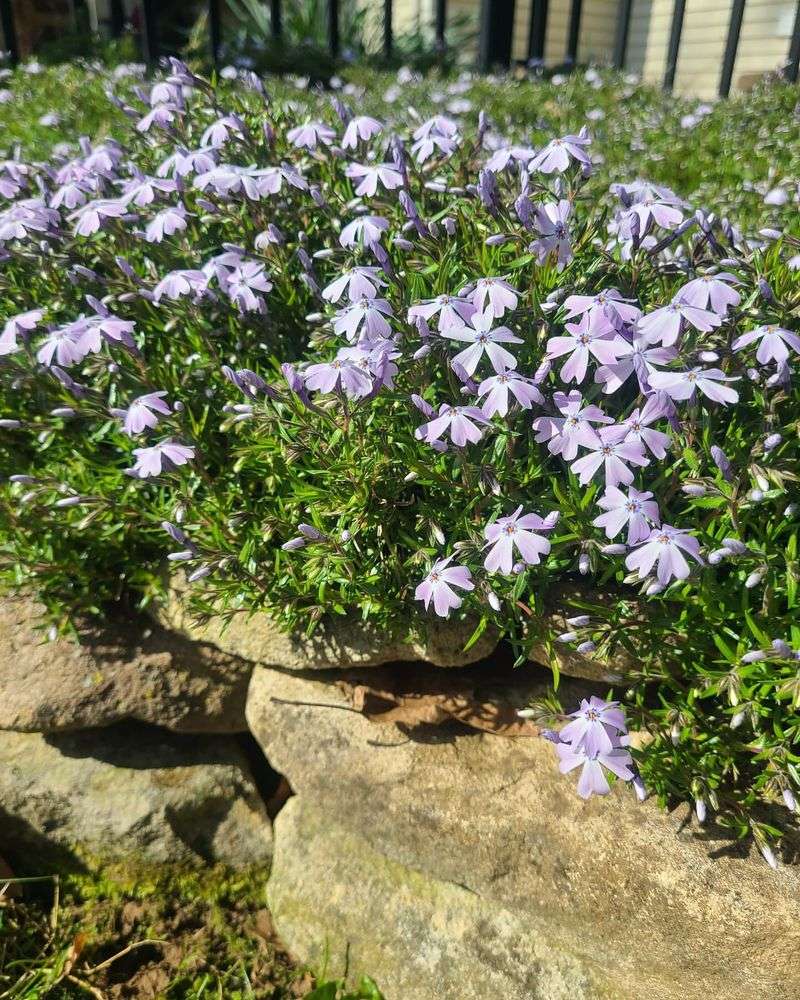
<box><xmin>248</xmin><ymin>665</ymin><xmax>800</xmax><ymax>1000</ymax></box>
<box><xmin>0</xmin><ymin>595</ymin><xmax>251</xmax><ymax>733</ymax></box>
<box><xmin>0</xmin><ymin>724</ymin><xmax>272</xmax><ymax>869</ymax></box>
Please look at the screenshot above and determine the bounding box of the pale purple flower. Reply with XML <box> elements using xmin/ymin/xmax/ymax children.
<box><xmin>201</xmin><ymin>114</ymin><xmax>246</xmax><ymax>148</ymax></box>
<box><xmin>593</xmin><ymin>486</ymin><xmax>660</xmax><ymax>544</ymax></box>
<box><xmin>130</xmin><ymin>439</ymin><xmax>195</xmax><ymax>478</ymax></box>
<box><xmin>637</xmin><ymin>299</ymin><xmax>722</xmax><ymax>347</ymax></box>
<box><xmin>71</xmin><ymin>198</ymin><xmax>128</xmax><ymax>237</ymax></box>
<box><xmin>339</xmin><ymin>215</ymin><xmax>389</xmax><ymax>248</ymax></box>
<box><xmin>483</xmin><ymin>506</ymin><xmax>556</xmax><ymax>574</ymax></box>
<box><xmin>442</xmin><ymin>308</ymin><xmax>522</xmax><ymax>376</ymax></box>
<box><xmin>595</xmin><ymin>335</ymin><xmax>677</xmax><ymax>395</ymax></box>
<box><xmin>477</xmin><ymin>371</ymin><xmax>544</xmax><ymax>417</ymax></box>
<box><xmin>530</xmin><ymin>200</ymin><xmax>573</xmax><ymax>267</ymax></box>
<box><xmin>0</xmin><ymin>199</ymin><xmax>59</xmax><ymax>242</ymax></box>
<box><xmin>36</xmin><ymin>322</ymin><xmax>90</xmax><ymax>367</ymax></box>
<box><xmin>338</xmin><ymin>341</ymin><xmax>400</xmax><ymax>391</ymax></box>
<box><xmin>120</xmin><ymin>172</ymin><xmax>176</xmax><ymax>207</ymax></box>
<box><xmin>485</xmin><ymin>145</ymin><xmax>535</xmax><ymax>172</ymax></box>
<box><xmin>560</xmin><ymin>696</ymin><xmax>627</xmax><ymax>756</ymax></box>
<box><xmin>222</xmin><ymin>261</ymin><xmax>273</xmax><ymax>313</ymax></box>
<box><xmin>528</xmin><ymin>131</ymin><xmax>591</xmax><ymax>174</ymax></box>
<box><xmin>533</xmin><ymin>390</ymin><xmax>613</xmax><ymax>461</ymax></box>
<box><xmin>144</xmin><ymin>203</ymin><xmax>187</xmax><ymax>243</ymax></box>
<box><xmin>342</xmin><ymin>115</ymin><xmax>383</xmax><ymax>149</ymax></box>
<box><xmin>570</xmin><ymin>426</ymin><xmax>649</xmax><ymax>487</ymax></box>
<box><xmin>303</xmin><ymin>355</ymin><xmax>373</xmax><ymax>399</ymax></box>
<box><xmin>153</xmin><ymin>269</ymin><xmax>208</xmax><ymax>302</ymax></box>
<box><xmin>407</xmin><ymin>294</ymin><xmax>476</xmax><ymax>333</ymax></box>
<box><xmin>287</xmin><ymin>121</ymin><xmax>336</xmax><ymax>150</ymax></box>
<box><xmin>137</xmin><ymin>103</ymin><xmax>179</xmax><ymax>133</ymax></box>
<box><xmin>0</xmin><ymin>308</ymin><xmax>42</xmax><ymax>355</ymax></box>
<box><xmin>119</xmin><ymin>391</ymin><xmax>171</xmax><ymax>435</ymax></box>
<box><xmin>345</xmin><ymin>162</ymin><xmax>403</xmax><ymax>197</ymax></box>
<box><xmin>157</xmin><ymin>146</ymin><xmax>217</xmax><ymax>179</ymax></box>
<box><xmin>556</xmin><ymin>742</ymin><xmax>635</xmax><ymax>799</ymax></box>
<box><xmin>322</xmin><ymin>267</ymin><xmax>386</xmax><ymax>303</ymax></box>
<box><xmin>563</xmin><ymin>288</ymin><xmax>641</xmax><ymax>327</ymax></box>
<box><xmin>414</xmin><ymin>556</ymin><xmax>474</xmax><ymax>617</ymax></box>
<box><xmin>732</xmin><ymin>325</ymin><xmax>800</xmax><ymax>366</ymax></box>
<box><xmin>678</xmin><ymin>272</ymin><xmax>741</xmax><ymax>315</ymax></box>
<box><xmin>648</xmin><ymin>367</ymin><xmax>740</xmax><ymax>405</ymax></box>
<box><xmin>546</xmin><ymin>311</ymin><xmax>627</xmax><ymax>384</ymax></box>
<box><xmin>472</xmin><ymin>276</ymin><xmax>518</xmax><ymax>318</ymax></box>
<box><xmin>625</xmin><ymin>525</ymin><xmax>702</xmax><ymax>584</ymax></box>
<box><xmin>332</xmin><ymin>296</ymin><xmax>393</xmax><ymax>342</ymax></box>
<box><xmin>416</xmin><ymin>403</ymin><xmax>490</xmax><ymax>448</ymax></box>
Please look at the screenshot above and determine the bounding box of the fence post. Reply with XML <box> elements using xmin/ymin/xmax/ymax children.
<box><xmin>787</xmin><ymin>0</ymin><xmax>800</xmax><ymax>83</ymax></box>
<box><xmin>141</xmin><ymin>0</ymin><xmax>159</xmax><ymax>66</ymax></box>
<box><xmin>209</xmin><ymin>0</ymin><xmax>222</xmax><ymax>65</ymax></box>
<box><xmin>109</xmin><ymin>0</ymin><xmax>125</xmax><ymax>36</ymax></box>
<box><xmin>0</xmin><ymin>0</ymin><xmax>19</xmax><ymax>65</ymax></box>
<box><xmin>613</xmin><ymin>0</ymin><xmax>633</xmax><ymax>69</ymax></box>
<box><xmin>271</xmin><ymin>0</ymin><xmax>282</xmax><ymax>38</ymax></box>
<box><xmin>527</xmin><ymin>0</ymin><xmax>549</xmax><ymax>63</ymax></box>
<box><xmin>663</xmin><ymin>0</ymin><xmax>686</xmax><ymax>91</ymax></box>
<box><xmin>565</xmin><ymin>0</ymin><xmax>582</xmax><ymax>65</ymax></box>
<box><xmin>384</xmin><ymin>0</ymin><xmax>393</xmax><ymax>58</ymax></box>
<box><xmin>435</xmin><ymin>0</ymin><xmax>446</xmax><ymax>49</ymax></box>
<box><xmin>719</xmin><ymin>0</ymin><xmax>745</xmax><ymax>97</ymax></box>
<box><xmin>327</xmin><ymin>0</ymin><xmax>339</xmax><ymax>58</ymax></box>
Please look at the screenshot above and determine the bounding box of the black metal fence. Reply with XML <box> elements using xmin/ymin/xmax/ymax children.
<box><xmin>1</xmin><ymin>0</ymin><xmax>799</xmax><ymax>97</ymax></box>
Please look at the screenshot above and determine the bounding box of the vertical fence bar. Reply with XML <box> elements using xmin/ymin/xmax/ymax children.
<box><xmin>109</xmin><ymin>0</ymin><xmax>125</xmax><ymax>36</ymax></box>
<box><xmin>327</xmin><ymin>0</ymin><xmax>339</xmax><ymax>58</ymax></box>
<box><xmin>719</xmin><ymin>0</ymin><xmax>745</xmax><ymax>97</ymax></box>
<box><xmin>527</xmin><ymin>0</ymin><xmax>549</xmax><ymax>62</ymax></box>
<box><xmin>271</xmin><ymin>0</ymin><xmax>282</xmax><ymax>38</ymax></box>
<box><xmin>613</xmin><ymin>0</ymin><xmax>633</xmax><ymax>69</ymax></box>
<box><xmin>787</xmin><ymin>0</ymin><xmax>800</xmax><ymax>83</ymax></box>
<box><xmin>0</xmin><ymin>0</ymin><xmax>19</xmax><ymax>65</ymax></box>
<box><xmin>209</xmin><ymin>0</ymin><xmax>222</xmax><ymax>65</ymax></box>
<box><xmin>663</xmin><ymin>0</ymin><xmax>686</xmax><ymax>91</ymax></box>
<box><xmin>565</xmin><ymin>0</ymin><xmax>582</xmax><ymax>65</ymax></box>
<box><xmin>141</xmin><ymin>0</ymin><xmax>159</xmax><ymax>65</ymax></box>
<box><xmin>384</xmin><ymin>0</ymin><xmax>393</xmax><ymax>57</ymax></box>
<box><xmin>435</xmin><ymin>0</ymin><xmax>446</xmax><ymax>49</ymax></box>
<box><xmin>478</xmin><ymin>0</ymin><xmax>491</xmax><ymax>70</ymax></box>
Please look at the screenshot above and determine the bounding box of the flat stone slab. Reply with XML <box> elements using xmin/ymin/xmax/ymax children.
<box><xmin>248</xmin><ymin>665</ymin><xmax>800</xmax><ymax>1000</ymax></box>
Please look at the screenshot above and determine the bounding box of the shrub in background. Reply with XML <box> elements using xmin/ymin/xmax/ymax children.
<box><xmin>0</xmin><ymin>58</ymin><xmax>799</xmax><ymax>861</ymax></box>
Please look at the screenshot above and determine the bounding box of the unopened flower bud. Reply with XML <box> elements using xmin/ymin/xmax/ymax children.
<box><xmin>578</xmin><ymin>552</ymin><xmax>590</xmax><ymax>575</ymax></box>
<box><xmin>298</xmin><ymin>523</ymin><xmax>324</xmax><ymax>539</ymax></box>
<box><xmin>784</xmin><ymin>503</ymin><xmax>798</xmax><ymax>517</ymax></box>
<box><xmin>694</xmin><ymin>798</ymin><xmax>707</xmax><ymax>823</ymax></box>
<box><xmin>782</xmin><ymin>788</ymin><xmax>797</xmax><ymax>813</ymax></box>
<box><xmin>682</xmin><ymin>483</ymin><xmax>706</xmax><ymax>497</ymax></box>
<box><xmin>772</xmin><ymin>638</ymin><xmax>792</xmax><ymax>656</ymax></box>
<box><xmin>393</xmin><ymin>238</ymin><xmax>413</xmax><ymax>251</ymax></box>
<box><xmin>600</xmin><ymin>543</ymin><xmax>627</xmax><ymax>555</ymax></box>
<box><xmin>517</xmin><ymin>708</ymin><xmax>536</xmax><ymax>719</ymax></box>
<box><xmin>758</xmin><ymin>841</ymin><xmax>778</xmax><ymax>870</ymax></box>
<box><xmin>576</xmin><ymin>641</ymin><xmax>596</xmax><ymax>655</ymax></box>
<box><xmin>671</xmin><ymin>722</ymin><xmax>681</xmax><ymax>746</ymax></box>
<box><xmin>698</xmin><ymin>350</ymin><xmax>719</xmax><ymax>363</ymax></box>
<box><xmin>708</xmin><ymin>548</ymin><xmax>731</xmax><ymax>565</ymax></box>
<box><xmin>646</xmin><ymin>582</ymin><xmax>665</xmax><ymax>596</ymax></box>
<box><xmin>748</xmin><ymin>489</ymin><xmax>764</xmax><ymax>503</ymax></box>
<box><xmin>741</xmin><ymin>650</ymin><xmax>766</xmax><ymax>663</ymax></box>
<box><xmin>0</xmin><ymin>419</ymin><xmax>21</xmax><ymax>429</ymax></box>
<box><xmin>404</xmin><ymin>471</ymin><xmax>418</xmax><ymax>482</ymax></box>
<box><xmin>722</xmin><ymin>537</ymin><xmax>747</xmax><ymax>554</ymax></box>
<box><xmin>341</xmin><ymin>529</ymin><xmax>351</xmax><ymax>542</ymax></box>
<box><xmin>54</xmin><ymin>496</ymin><xmax>86</xmax><ymax>507</ymax></box>
<box><xmin>745</xmin><ymin>570</ymin><xmax>764</xmax><ymax>589</ymax></box>
<box><xmin>187</xmin><ymin>564</ymin><xmax>213</xmax><ymax>583</ymax></box>
<box><xmin>167</xmin><ymin>549</ymin><xmax>195</xmax><ymax>562</ymax></box>
<box><xmin>566</xmin><ymin>615</ymin><xmax>590</xmax><ymax>627</ymax></box>
<box><xmin>557</xmin><ymin>631</ymin><xmax>578</xmax><ymax>643</ymax></box>
<box><xmin>730</xmin><ymin>710</ymin><xmax>745</xmax><ymax>729</ymax></box>
<box><xmin>487</xmin><ymin>590</ymin><xmax>501</xmax><ymax>612</ymax></box>
<box><xmin>763</xmin><ymin>433</ymin><xmax>782</xmax><ymax>452</ymax></box>
<box><xmin>281</xmin><ymin>537</ymin><xmax>306</xmax><ymax>551</ymax></box>
<box><xmin>633</xmin><ymin>773</ymin><xmax>647</xmax><ymax>801</ymax></box>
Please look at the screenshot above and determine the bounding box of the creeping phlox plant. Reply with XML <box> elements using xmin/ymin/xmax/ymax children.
<box><xmin>0</xmin><ymin>58</ymin><xmax>799</xmax><ymax>863</ymax></box>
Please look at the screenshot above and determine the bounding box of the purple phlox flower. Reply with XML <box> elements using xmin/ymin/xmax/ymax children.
<box><xmin>119</xmin><ymin>172</ymin><xmax>177</xmax><ymax>207</ymax></box>
<box><xmin>158</xmin><ymin>145</ymin><xmax>217</xmax><ymax>179</ymax></box>
<box><xmin>137</xmin><ymin>103</ymin><xmax>179</xmax><ymax>133</ymax></box>
<box><xmin>201</xmin><ymin>114</ymin><xmax>246</xmax><ymax>149</ymax></box>
<box><xmin>732</xmin><ymin>324</ymin><xmax>800</xmax><ymax>366</ymax></box>
<box><xmin>36</xmin><ymin>320</ymin><xmax>92</xmax><ymax>367</ymax></box>
<box><xmin>0</xmin><ymin>198</ymin><xmax>59</xmax><ymax>242</ymax></box>
<box><xmin>144</xmin><ymin>202</ymin><xmax>188</xmax><ymax>243</ymax></box>
<box><xmin>442</xmin><ymin>307</ymin><xmax>523</xmax><ymax>377</ymax></box>
<box><xmin>221</xmin><ymin>261</ymin><xmax>273</xmax><ymax>313</ymax></box>
<box><xmin>79</xmin><ymin>301</ymin><xmax>137</xmax><ymax>352</ymax></box>
<box><xmin>153</xmin><ymin>269</ymin><xmax>209</xmax><ymax>302</ymax></box>
<box><xmin>556</xmin><ymin>741</ymin><xmax>635</xmax><ymax>798</ymax></box>
<box><xmin>622</xmin><ymin>395</ymin><xmax>671</xmax><ymax>458</ymax></box>
<box><xmin>345</xmin><ymin>162</ymin><xmax>404</xmax><ymax>198</ymax></box>
<box><xmin>626</xmin><ymin>524</ymin><xmax>702</xmax><ymax>584</ymax></box>
<box><xmin>593</xmin><ymin>485</ymin><xmax>660</xmax><ymax>545</ymax></box>
<box><xmin>413</xmin><ymin>115</ymin><xmax>459</xmax><ymax>140</ymax></box>
<box><xmin>339</xmin><ymin>215</ymin><xmax>389</xmax><ymax>248</ymax></box>
<box><xmin>129</xmin><ymin>439</ymin><xmax>195</xmax><ymax>478</ymax></box>
<box><xmin>342</xmin><ymin>115</ymin><xmax>383</xmax><ymax>149</ymax></box>
<box><xmin>194</xmin><ymin>164</ymin><xmax>297</xmax><ymax>201</ymax></box>
<box><xmin>0</xmin><ymin>160</ymin><xmax>29</xmax><ymax>199</ymax></box>
<box><xmin>415</xmin><ymin>402</ymin><xmax>490</xmax><ymax>448</ymax></box>
<box><xmin>118</xmin><ymin>391</ymin><xmax>171</xmax><ymax>435</ymax></box>
<box><xmin>594</xmin><ymin>335</ymin><xmax>677</xmax><ymax>395</ymax></box>
<box><xmin>483</xmin><ymin>506</ymin><xmax>557</xmax><ymax>574</ymax></box>
<box><xmin>149</xmin><ymin>80</ymin><xmax>182</xmax><ymax>105</ymax></box>
<box><xmin>637</xmin><ymin>297</ymin><xmax>722</xmax><ymax>347</ymax></box>
<box><xmin>472</xmin><ymin>276</ymin><xmax>518</xmax><ymax>318</ymax></box>
<box><xmin>303</xmin><ymin>352</ymin><xmax>374</xmax><ymax>399</ymax></box>
<box><xmin>619</xmin><ymin>195</ymin><xmax>684</xmax><ymax>237</ymax></box>
<box><xmin>414</xmin><ymin>556</ymin><xmax>474</xmax><ymax>618</ymax></box>
<box><xmin>0</xmin><ymin>308</ymin><xmax>43</xmax><ymax>356</ymax></box>
<box><xmin>286</xmin><ymin>120</ymin><xmax>336</xmax><ymax>150</ymax></box>
<box><xmin>570</xmin><ymin>424</ymin><xmax>649</xmax><ymax>487</ymax></box>
<box><xmin>411</xmin><ymin>116</ymin><xmax>459</xmax><ymax>163</ymax></box>
<box><xmin>530</xmin><ymin>199</ymin><xmax>573</xmax><ymax>267</ymax></box>
<box><xmin>485</xmin><ymin>145</ymin><xmax>535</xmax><ymax>172</ymax></box>
<box><xmin>477</xmin><ymin>371</ymin><xmax>544</xmax><ymax>418</ymax></box>
<box><xmin>546</xmin><ymin>311</ymin><xmax>628</xmax><ymax>385</ymax></box>
<box><xmin>70</xmin><ymin>198</ymin><xmax>128</xmax><ymax>237</ymax></box>
<box><xmin>50</xmin><ymin>177</ymin><xmax>96</xmax><ymax>211</ymax></box>
<box><xmin>332</xmin><ymin>296</ymin><xmax>393</xmax><ymax>343</ymax></box>
<box><xmin>51</xmin><ymin>365</ymin><xmax>87</xmax><ymax>398</ymax></box>
<box><xmin>678</xmin><ymin>272</ymin><xmax>741</xmax><ymax>315</ymax></box>
<box><xmin>338</xmin><ymin>341</ymin><xmax>400</xmax><ymax>390</ymax></box>
<box><xmin>528</xmin><ymin>130</ymin><xmax>591</xmax><ymax>174</ymax></box>
<box><xmin>562</xmin><ymin>288</ymin><xmax>641</xmax><ymax>327</ymax></box>
<box><xmin>322</xmin><ymin>266</ymin><xmax>386</xmax><ymax>304</ymax></box>
<box><xmin>648</xmin><ymin>366</ymin><xmax>740</xmax><ymax>405</ymax></box>
<box><xmin>203</xmin><ymin>247</ymin><xmax>246</xmax><ymax>283</ymax></box>
<box><xmin>533</xmin><ymin>390</ymin><xmax>613</xmax><ymax>461</ymax></box>
<box><xmin>407</xmin><ymin>293</ymin><xmax>476</xmax><ymax>334</ymax></box>
<box><xmin>81</xmin><ymin>140</ymin><xmax>124</xmax><ymax>174</ymax></box>
<box><xmin>560</xmin><ymin>696</ymin><xmax>628</xmax><ymax>755</ymax></box>
<box><xmin>222</xmin><ymin>366</ymin><xmax>270</xmax><ymax>400</ymax></box>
